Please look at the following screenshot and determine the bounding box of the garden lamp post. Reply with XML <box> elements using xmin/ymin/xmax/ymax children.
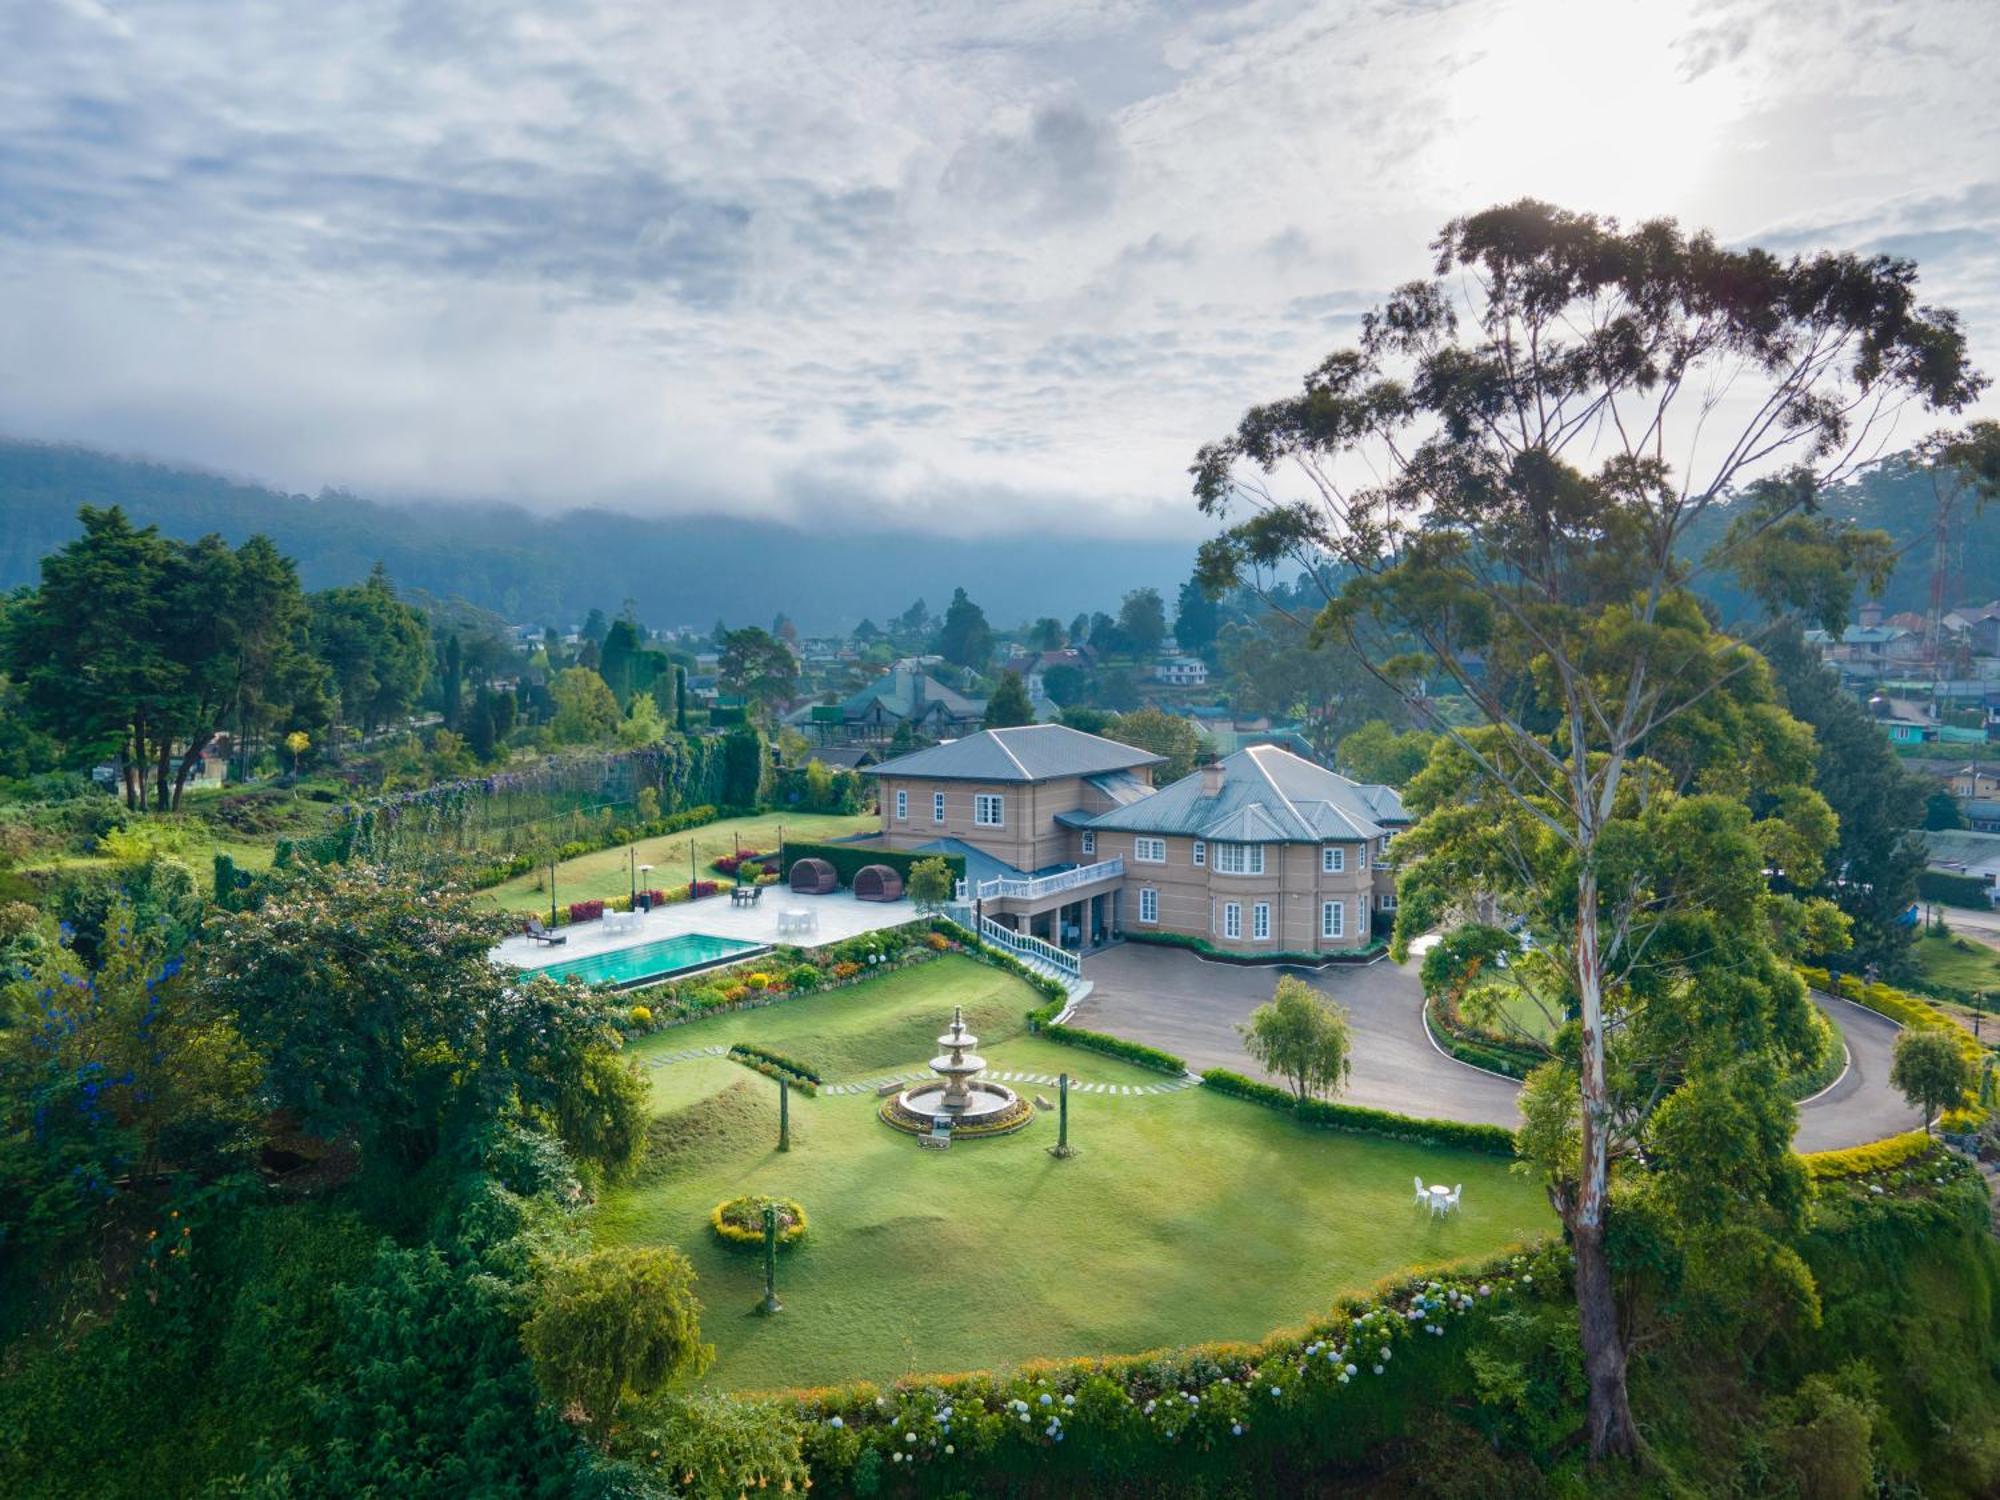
<box><xmin>548</xmin><ymin>856</ymin><xmax>558</xmax><ymax>925</ymax></box>
<box><xmin>759</xmin><ymin>1204</ymin><xmax>782</xmax><ymax>1314</ymax></box>
<box><xmin>628</xmin><ymin>845</ymin><xmax>637</xmax><ymax>906</ymax></box>
<box><xmin>1048</xmin><ymin>1072</ymin><xmax>1076</xmax><ymax>1159</ymax></box>
<box><xmin>778</xmin><ymin>1077</ymin><xmax>791</xmax><ymax>1152</ymax></box>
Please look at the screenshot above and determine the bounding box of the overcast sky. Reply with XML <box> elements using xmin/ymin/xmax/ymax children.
<box><xmin>3</xmin><ymin>0</ymin><xmax>1997</xmax><ymax>536</ymax></box>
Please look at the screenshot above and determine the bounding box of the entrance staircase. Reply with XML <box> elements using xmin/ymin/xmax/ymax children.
<box><xmin>943</xmin><ymin>903</ymin><xmax>1092</xmax><ymax>1022</ymax></box>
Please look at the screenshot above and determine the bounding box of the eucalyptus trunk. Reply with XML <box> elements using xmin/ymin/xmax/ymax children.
<box><xmin>1571</xmin><ymin>860</ymin><xmax>1638</xmax><ymax>1459</ymax></box>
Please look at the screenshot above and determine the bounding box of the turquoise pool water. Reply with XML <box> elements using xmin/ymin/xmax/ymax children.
<box><xmin>517</xmin><ymin>932</ymin><xmax>764</xmax><ymax>989</ymax></box>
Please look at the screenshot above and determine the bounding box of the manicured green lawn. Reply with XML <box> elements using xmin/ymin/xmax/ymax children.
<box><xmin>1912</xmin><ymin>930</ymin><xmax>2000</xmax><ymax>995</ymax></box>
<box><xmin>597</xmin><ymin>956</ymin><xmax>1554</xmax><ymax>1390</ymax></box>
<box><xmin>480</xmin><ymin>810</ymin><xmax>877</xmax><ymax>912</ymax></box>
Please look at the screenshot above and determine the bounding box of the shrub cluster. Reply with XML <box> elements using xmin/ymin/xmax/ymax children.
<box><xmin>1421</xmin><ymin>996</ymin><xmax>1541</xmax><ymax>1079</ymax></box>
<box><xmin>1041</xmin><ymin>1017</ymin><xmax>1186</xmax><ymax>1075</ymax></box>
<box><xmin>1799</xmin><ymin>1129</ymin><xmax>1937</xmax><ymax>1181</ymax></box>
<box><xmin>710</xmin><ymin>1195</ymin><xmax>808</xmax><ymax>1247</ymax></box>
<box><xmin>712</xmin><ymin>848</ymin><xmax>767</xmax><ymax>877</ymax></box>
<box><xmin>566</xmin><ymin>899</ymin><xmax>605</xmax><ymax>924</ymax></box>
<box><xmin>1200</xmin><ymin>1068</ymin><xmax>1518</xmax><ymax>1156</ymax></box>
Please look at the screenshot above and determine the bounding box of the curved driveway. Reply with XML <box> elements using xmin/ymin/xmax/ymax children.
<box><xmin>1069</xmin><ymin>945</ymin><xmax>1916</xmax><ymax>1149</ymax></box>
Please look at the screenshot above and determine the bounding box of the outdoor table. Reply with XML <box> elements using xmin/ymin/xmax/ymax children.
<box><xmin>1428</xmin><ymin>1184</ymin><xmax>1453</xmax><ymax>1213</ymax></box>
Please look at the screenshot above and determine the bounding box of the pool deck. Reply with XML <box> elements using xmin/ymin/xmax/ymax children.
<box><xmin>492</xmin><ymin>888</ymin><xmax>921</xmax><ymax>971</ymax></box>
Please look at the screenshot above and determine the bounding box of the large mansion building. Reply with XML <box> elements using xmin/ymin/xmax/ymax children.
<box><xmin>862</xmin><ymin>724</ymin><xmax>1404</xmax><ymax>957</ymax></box>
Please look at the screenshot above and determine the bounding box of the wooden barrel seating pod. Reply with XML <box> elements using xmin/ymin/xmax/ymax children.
<box><xmin>789</xmin><ymin>857</ymin><xmax>838</xmax><ymax>895</ymax></box>
<box><xmin>853</xmin><ymin>864</ymin><xmax>904</xmax><ymax>903</ymax></box>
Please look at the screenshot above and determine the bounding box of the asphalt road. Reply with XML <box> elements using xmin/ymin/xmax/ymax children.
<box><xmin>1070</xmin><ymin>944</ymin><xmax>1918</xmax><ymax>1148</ymax></box>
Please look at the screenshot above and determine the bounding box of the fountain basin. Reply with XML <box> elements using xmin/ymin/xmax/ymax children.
<box><xmin>879</xmin><ymin>1080</ymin><xmax>1034</xmax><ymax>1138</ymax></box>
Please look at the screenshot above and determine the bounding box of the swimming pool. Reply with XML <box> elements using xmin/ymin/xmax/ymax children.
<box><xmin>516</xmin><ymin>932</ymin><xmax>766</xmax><ymax>989</ymax></box>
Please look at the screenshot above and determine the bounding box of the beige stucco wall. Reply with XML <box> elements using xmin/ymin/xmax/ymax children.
<box><xmin>873</xmin><ymin>774</ymin><xmax>1393</xmax><ymax>954</ymax></box>
<box><xmin>875</xmin><ymin>773</ymin><xmax>1111</xmax><ymax>872</ymax></box>
<box><xmin>1090</xmin><ymin>829</ymin><xmax>1379</xmax><ymax>955</ymax></box>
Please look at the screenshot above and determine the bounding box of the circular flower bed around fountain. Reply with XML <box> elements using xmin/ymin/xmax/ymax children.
<box><xmin>877</xmin><ymin>1005</ymin><xmax>1036</xmax><ymax>1139</ymax></box>
<box><xmin>711</xmin><ymin>1194</ymin><xmax>808</xmax><ymax>1247</ymax></box>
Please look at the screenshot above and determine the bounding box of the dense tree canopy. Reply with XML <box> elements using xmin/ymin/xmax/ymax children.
<box><xmin>934</xmin><ymin>587</ymin><xmax>993</xmax><ymax>670</ymax></box>
<box><xmin>309</xmin><ymin>563</ymin><xmax>430</xmax><ymax>742</ymax></box>
<box><xmin>1194</xmin><ymin>199</ymin><xmax>1981</xmax><ymax>1459</ymax></box>
<box><xmin>3</xmin><ymin>507</ymin><xmax>323</xmax><ymax>808</ymax></box>
<box><xmin>982</xmin><ymin>671</ymin><xmax>1035</xmax><ymax>729</ymax></box>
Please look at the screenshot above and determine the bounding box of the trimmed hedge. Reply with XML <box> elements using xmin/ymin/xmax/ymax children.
<box><xmin>1917</xmin><ymin>869</ymin><xmax>1993</xmax><ymax>909</ymax></box>
<box><xmin>1123</xmin><ymin>928</ymin><xmax>1384</xmax><ymax>966</ymax></box>
<box><xmin>727</xmin><ymin>1047</ymin><xmax>819</xmax><ymax>1096</ymax></box>
<box><xmin>780</xmin><ymin>840</ymin><xmax>965</xmax><ymax>888</ymax></box>
<box><xmin>1799</xmin><ymin>1130</ymin><xmax>1936</xmax><ymax>1181</ymax></box>
<box><xmin>1802</xmin><ymin>965</ymin><xmax>1990</xmax><ymax>1122</ymax></box>
<box><xmin>1201</xmin><ymin>1068</ymin><xmax>1518</xmax><ymax>1156</ymax></box>
<box><xmin>728</xmin><ymin>1040</ymin><xmax>823</xmax><ymax>1085</ymax></box>
<box><xmin>1041</xmin><ymin>1016</ymin><xmax>1186</xmax><ymax>1075</ymax></box>
<box><xmin>1420</xmin><ymin>996</ymin><xmax>1542</xmax><ymax>1080</ymax></box>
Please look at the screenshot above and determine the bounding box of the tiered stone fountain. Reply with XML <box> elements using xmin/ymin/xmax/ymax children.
<box><xmin>880</xmin><ymin>1005</ymin><xmax>1034</xmax><ymax>1139</ymax></box>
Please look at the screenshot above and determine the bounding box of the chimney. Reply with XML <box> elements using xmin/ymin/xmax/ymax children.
<box><xmin>1858</xmin><ymin>601</ymin><xmax>1883</xmax><ymax>628</ymax></box>
<box><xmin>1200</xmin><ymin>761</ymin><xmax>1224</xmax><ymax>797</ymax></box>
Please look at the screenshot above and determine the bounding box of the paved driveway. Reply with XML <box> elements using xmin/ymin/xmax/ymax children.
<box><xmin>1071</xmin><ymin>943</ymin><xmax>1524</xmax><ymax>1127</ymax></box>
<box><xmin>1071</xmin><ymin>944</ymin><xmax>1919</xmax><ymax>1148</ymax></box>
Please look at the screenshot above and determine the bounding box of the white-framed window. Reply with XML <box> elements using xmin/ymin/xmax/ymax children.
<box><xmin>1380</xmin><ymin>834</ymin><xmax>1392</xmax><ymax>859</ymax></box>
<box><xmin>1322</xmin><ymin>900</ymin><xmax>1345</xmax><ymax>940</ymax></box>
<box><xmin>1192</xmin><ymin>840</ymin><xmax>1206</xmax><ymax>867</ymax></box>
<box><xmin>1222</xmin><ymin>902</ymin><xmax>1242</xmax><ymax>940</ymax></box>
<box><xmin>1322</xmin><ymin>845</ymin><xmax>1344</xmax><ymax>874</ymax></box>
<box><xmin>1357</xmin><ymin>843</ymin><xmax>1368</xmax><ymax>871</ymax></box>
<box><xmin>1252</xmin><ymin>902</ymin><xmax>1271</xmax><ymax>940</ymax></box>
<box><xmin>933</xmin><ymin>791</ymin><xmax>946</xmax><ymax>823</ymax></box>
<box><xmin>895</xmin><ymin>789</ymin><xmax>907</xmax><ymax>820</ymax></box>
<box><xmin>1139</xmin><ymin>887</ymin><xmax>1158</xmax><ymax>924</ymax></box>
<box><xmin>1080</xmin><ymin>830</ymin><xmax>1096</xmax><ymax>856</ymax></box>
<box><xmin>974</xmin><ymin>793</ymin><xmax>1004</xmax><ymax>827</ymax></box>
<box><xmin>1379</xmin><ymin>888</ymin><xmax>1397</xmax><ymax>911</ymax></box>
<box><xmin>1214</xmin><ymin>842</ymin><xmax>1265</xmax><ymax>875</ymax></box>
<box><xmin>1134</xmin><ymin>836</ymin><xmax>1166</xmax><ymax>863</ymax></box>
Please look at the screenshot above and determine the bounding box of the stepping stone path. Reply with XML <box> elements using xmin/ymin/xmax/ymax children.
<box><xmin>644</xmin><ymin>1044</ymin><xmax>730</xmax><ymax>1070</ymax></box>
<box><xmin>817</xmin><ymin>1068</ymin><xmax>1202</xmax><ymax>1098</ymax></box>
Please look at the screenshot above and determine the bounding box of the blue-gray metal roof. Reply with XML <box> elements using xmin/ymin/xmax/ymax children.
<box><xmin>860</xmin><ymin>724</ymin><xmax>1163</xmax><ymax>783</ymax></box>
<box><xmin>911</xmin><ymin>838</ymin><xmax>1024</xmax><ymax>887</ymax></box>
<box><xmin>1086</xmin><ymin>745</ymin><xmax>1406</xmax><ymax>843</ymax></box>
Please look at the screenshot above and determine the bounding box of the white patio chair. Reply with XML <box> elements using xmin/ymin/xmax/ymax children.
<box><xmin>1445</xmin><ymin>1185</ymin><xmax>1462</xmax><ymax>1215</ymax></box>
<box><xmin>1412</xmin><ymin>1175</ymin><xmax>1428</xmax><ymax>1208</ymax></box>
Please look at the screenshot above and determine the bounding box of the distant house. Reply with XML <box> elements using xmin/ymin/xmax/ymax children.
<box><xmin>1154</xmin><ymin>656</ymin><xmax>1209</xmax><ymax>687</ymax></box>
<box><xmin>1965</xmin><ymin>799</ymin><xmax>2000</xmax><ymax>835</ymax></box>
<box><xmin>790</xmin><ymin>668</ymin><xmax>985</xmax><ymax>745</ymax></box>
<box><xmin>1950</xmin><ymin>763</ymin><xmax>2000</xmax><ymax>800</ymax></box>
<box><xmin>1805</xmin><ymin>624</ymin><xmax>1923</xmax><ymax>664</ymax></box>
<box><xmin>1918</xmin><ymin>827</ymin><xmax>2000</xmax><ymax>897</ymax></box>
<box><xmin>805</xmin><ymin>745</ymin><xmax>879</xmax><ymax>771</ymax></box>
<box><xmin>864</xmin><ymin>725</ymin><xmax>1405</xmax><ymax>958</ymax></box>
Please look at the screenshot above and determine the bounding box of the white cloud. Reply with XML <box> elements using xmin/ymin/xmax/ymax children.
<box><xmin>0</xmin><ymin>0</ymin><xmax>1996</xmax><ymax>536</ymax></box>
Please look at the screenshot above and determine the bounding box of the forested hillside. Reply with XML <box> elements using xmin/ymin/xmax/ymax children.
<box><xmin>0</xmin><ymin>441</ymin><xmax>1194</xmax><ymax>632</ymax></box>
<box><xmin>1690</xmin><ymin>446</ymin><xmax>2000</xmax><ymax>622</ymax></box>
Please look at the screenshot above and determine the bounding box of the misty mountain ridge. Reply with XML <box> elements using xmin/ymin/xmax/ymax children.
<box><xmin>0</xmin><ymin>440</ymin><xmax>1199</xmax><ymax>635</ymax></box>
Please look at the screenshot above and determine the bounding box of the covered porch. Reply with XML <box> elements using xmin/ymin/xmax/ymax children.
<box><xmin>961</xmin><ymin>857</ymin><xmax>1126</xmax><ymax>956</ymax></box>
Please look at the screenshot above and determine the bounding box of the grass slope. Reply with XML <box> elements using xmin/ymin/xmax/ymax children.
<box><xmin>599</xmin><ymin>957</ymin><xmax>1552</xmax><ymax>1390</ymax></box>
<box><xmin>481</xmin><ymin>810</ymin><xmax>876</xmax><ymax>912</ymax></box>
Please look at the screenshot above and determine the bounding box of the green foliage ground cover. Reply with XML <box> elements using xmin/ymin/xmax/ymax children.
<box><xmin>1912</xmin><ymin>929</ymin><xmax>2000</xmax><ymax>995</ymax></box>
<box><xmin>480</xmin><ymin>809</ymin><xmax>875</xmax><ymax>912</ymax></box>
<box><xmin>598</xmin><ymin>958</ymin><xmax>1551</xmax><ymax>1390</ymax></box>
